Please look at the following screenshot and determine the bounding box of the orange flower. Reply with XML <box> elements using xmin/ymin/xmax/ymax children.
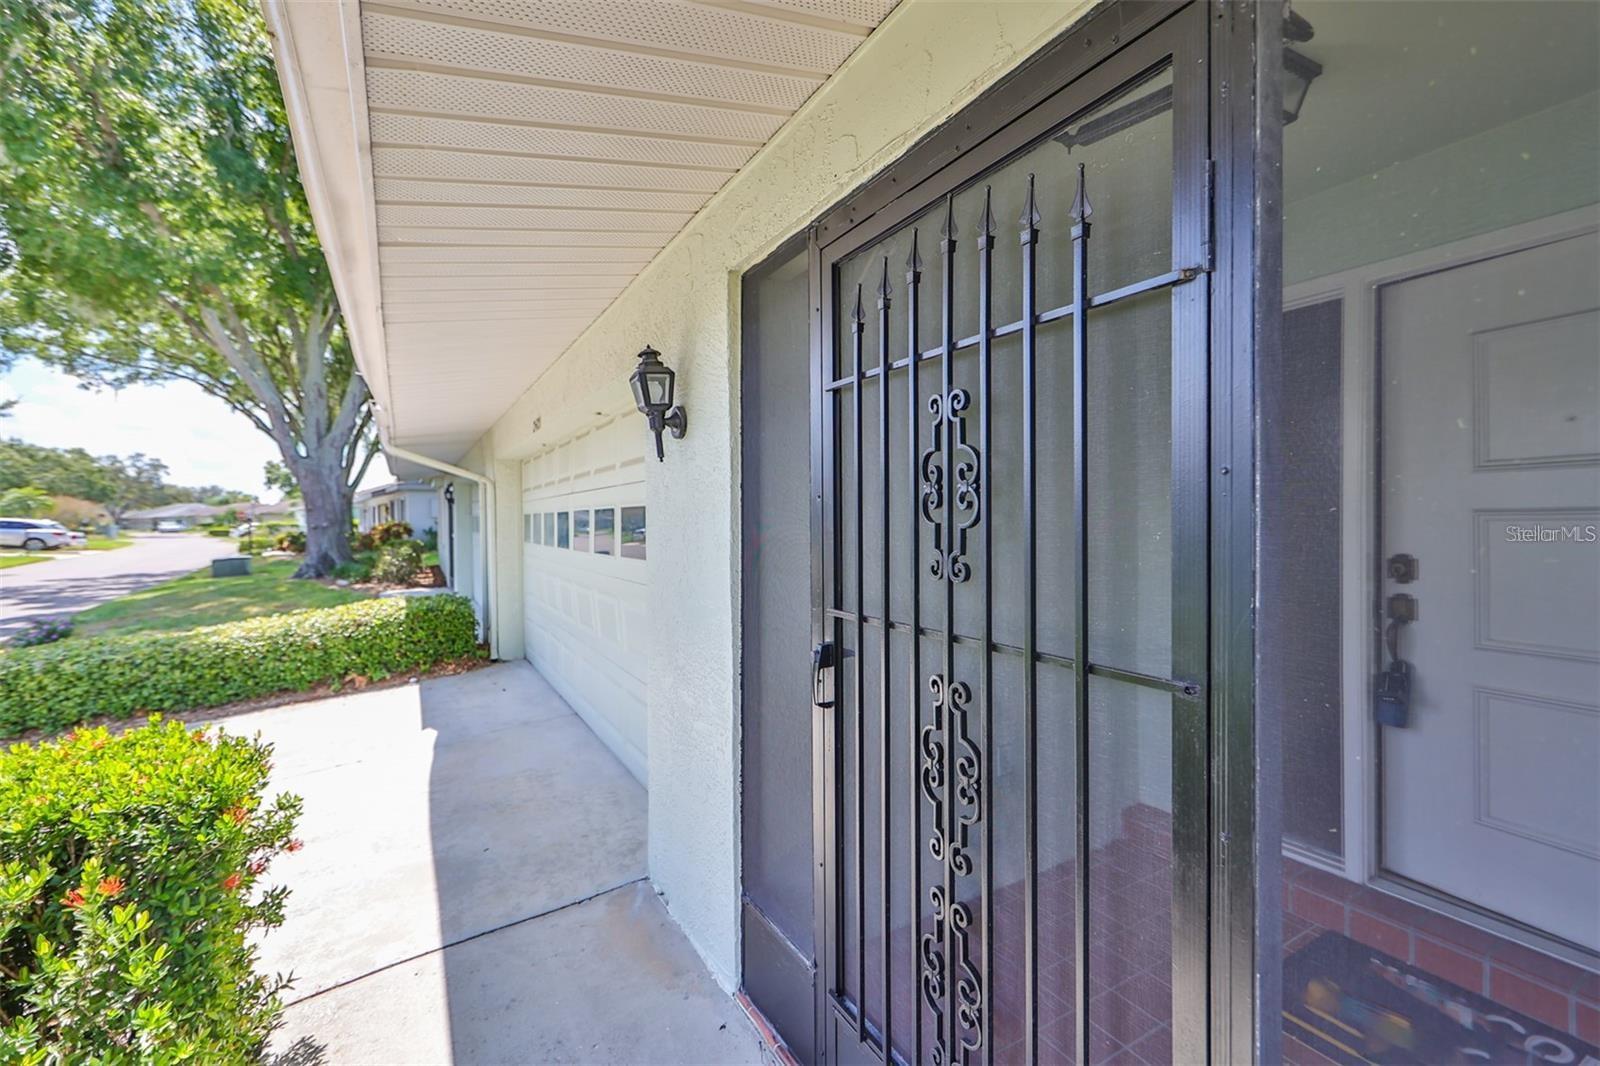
<box><xmin>221</xmin><ymin>873</ymin><xmax>243</xmax><ymax>892</ymax></box>
<box><xmin>61</xmin><ymin>889</ymin><xmax>85</xmax><ymax>909</ymax></box>
<box><xmin>97</xmin><ymin>876</ymin><xmax>125</xmax><ymax>898</ymax></box>
<box><xmin>284</xmin><ymin>839</ymin><xmax>304</xmax><ymax>853</ymax></box>
<box><xmin>224</xmin><ymin>806</ymin><xmax>249</xmax><ymax>825</ymax></box>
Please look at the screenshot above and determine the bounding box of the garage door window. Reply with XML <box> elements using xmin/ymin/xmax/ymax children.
<box><xmin>531</xmin><ymin>513</ymin><xmax>543</xmax><ymax>545</ymax></box>
<box><xmin>621</xmin><ymin>506</ymin><xmax>646</xmax><ymax>560</ymax></box>
<box><xmin>594</xmin><ymin>508</ymin><xmax>615</xmax><ymax>555</ymax></box>
<box><xmin>556</xmin><ymin>512</ymin><xmax>570</xmax><ymax>549</ymax></box>
<box><xmin>573</xmin><ymin>510</ymin><xmax>591</xmax><ymax>552</ymax></box>
<box><xmin>544</xmin><ymin>513</ymin><xmax>554</xmax><ymax>545</ymax></box>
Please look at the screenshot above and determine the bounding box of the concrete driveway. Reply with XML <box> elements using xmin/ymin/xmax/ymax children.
<box><xmin>0</xmin><ymin>533</ymin><xmax>236</xmax><ymax>636</ymax></box>
<box><xmin>241</xmin><ymin>661</ymin><xmax>762</xmax><ymax>1065</ymax></box>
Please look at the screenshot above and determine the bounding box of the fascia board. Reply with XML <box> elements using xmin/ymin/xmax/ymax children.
<box><xmin>261</xmin><ymin>0</ymin><xmax>396</xmax><ymax>444</ymax></box>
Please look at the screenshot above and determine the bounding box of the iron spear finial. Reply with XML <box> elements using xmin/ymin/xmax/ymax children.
<box><xmin>1070</xmin><ymin>162</ymin><xmax>1093</xmax><ymax>225</ymax></box>
<box><xmin>851</xmin><ymin>282</ymin><xmax>864</xmax><ymax>327</ymax></box>
<box><xmin>1019</xmin><ymin>173</ymin><xmax>1040</xmax><ymax>245</ymax></box>
<box><xmin>876</xmin><ymin>255</ymin><xmax>891</xmax><ymax>308</ymax></box>
<box><xmin>939</xmin><ymin>193</ymin><xmax>957</xmax><ymax>249</ymax></box>
<box><xmin>978</xmin><ymin>185</ymin><xmax>997</xmax><ymax>249</ymax></box>
<box><xmin>905</xmin><ymin>228</ymin><xmax>923</xmax><ymax>281</ymax></box>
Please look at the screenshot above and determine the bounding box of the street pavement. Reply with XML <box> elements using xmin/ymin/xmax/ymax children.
<box><xmin>0</xmin><ymin>533</ymin><xmax>238</xmax><ymax>637</ymax></box>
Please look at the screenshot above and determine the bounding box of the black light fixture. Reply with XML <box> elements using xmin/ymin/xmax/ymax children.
<box><xmin>442</xmin><ymin>482</ymin><xmax>455</xmax><ymax>582</ymax></box>
<box><xmin>1055</xmin><ymin>8</ymin><xmax>1321</xmax><ymax>151</ymax></box>
<box><xmin>1281</xmin><ymin>9</ymin><xmax>1323</xmax><ymax>127</ymax></box>
<box><xmin>629</xmin><ymin>345</ymin><xmax>687</xmax><ymax>462</ymax></box>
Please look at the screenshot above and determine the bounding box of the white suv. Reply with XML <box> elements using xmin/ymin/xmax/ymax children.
<box><xmin>0</xmin><ymin>518</ymin><xmax>74</xmax><ymax>551</ymax></box>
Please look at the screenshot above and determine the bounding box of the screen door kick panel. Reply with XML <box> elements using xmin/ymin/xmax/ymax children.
<box><xmin>814</xmin><ymin>13</ymin><xmax>1212</xmax><ymax>1066</ymax></box>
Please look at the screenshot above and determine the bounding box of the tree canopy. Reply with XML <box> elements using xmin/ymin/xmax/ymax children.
<box><xmin>0</xmin><ymin>485</ymin><xmax>52</xmax><ymax>516</ymax></box>
<box><xmin>0</xmin><ymin>0</ymin><xmax>376</xmax><ymax>573</ymax></box>
<box><xmin>0</xmin><ymin>437</ymin><xmax>244</xmax><ymax>521</ymax></box>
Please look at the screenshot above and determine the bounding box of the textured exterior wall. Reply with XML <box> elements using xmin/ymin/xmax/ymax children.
<box><xmin>475</xmin><ymin>0</ymin><xmax>1094</xmax><ymax>989</ymax></box>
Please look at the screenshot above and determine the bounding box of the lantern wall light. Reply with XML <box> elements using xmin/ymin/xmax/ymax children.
<box><xmin>629</xmin><ymin>345</ymin><xmax>687</xmax><ymax>462</ymax></box>
<box><xmin>1054</xmin><ymin>7</ymin><xmax>1321</xmax><ymax>153</ymax></box>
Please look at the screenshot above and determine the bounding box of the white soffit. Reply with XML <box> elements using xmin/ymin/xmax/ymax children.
<box><xmin>269</xmin><ymin>0</ymin><xmax>897</xmax><ymax>461</ymax></box>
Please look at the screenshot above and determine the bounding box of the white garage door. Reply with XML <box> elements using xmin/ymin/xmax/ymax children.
<box><xmin>522</xmin><ymin>417</ymin><xmax>649</xmax><ymax>784</ymax></box>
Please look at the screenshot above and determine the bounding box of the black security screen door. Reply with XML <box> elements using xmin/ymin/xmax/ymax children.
<box><xmin>811</xmin><ymin>6</ymin><xmax>1213</xmax><ymax>1064</ymax></box>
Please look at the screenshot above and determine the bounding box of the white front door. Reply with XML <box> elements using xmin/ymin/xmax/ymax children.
<box><xmin>1379</xmin><ymin>230</ymin><xmax>1600</xmax><ymax>951</ymax></box>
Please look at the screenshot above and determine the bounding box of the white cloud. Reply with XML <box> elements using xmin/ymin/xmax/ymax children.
<box><xmin>0</xmin><ymin>359</ymin><xmax>392</xmax><ymax>497</ymax></box>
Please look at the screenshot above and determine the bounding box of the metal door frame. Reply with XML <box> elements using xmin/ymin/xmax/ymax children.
<box><xmin>801</xmin><ymin>2</ymin><xmax>1270</xmax><ymax>1062</ymax></box>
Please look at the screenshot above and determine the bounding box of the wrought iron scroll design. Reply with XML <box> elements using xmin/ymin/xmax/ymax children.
<box><xmin>921</xmin><ymin>674</ymin><xmax>980</xmax><ymax>875</ymax></box>
<box><xmin>917</xmin><ymin>876</ymin><xmax>980</xmax><ymax>1066</ymax></box>
<box><xmin>921</xmin><ymin>884</ymin><xmax>947</xmax><ymax>1065</ymax></box>
<box><xmin>916</xmin><ymin>194</ymin><xmax>988</xmax><ymax>1066</ymax></box>
<box><xmin>921</xmin><ymin>391</ymin><xmax>980</xmax><ymax>583</ymax></box>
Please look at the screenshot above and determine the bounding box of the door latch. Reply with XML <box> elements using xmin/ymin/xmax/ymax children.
<box><xmin>812</xmin><ymin>641</ymin><xmax>837</xmax><ymax>709</ymax></box>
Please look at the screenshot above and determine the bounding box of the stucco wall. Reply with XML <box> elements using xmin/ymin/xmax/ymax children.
<box><xmin>474</xmin><ymin>0</ymin><xmax>1096</xmax><ymax>989</ymax></box>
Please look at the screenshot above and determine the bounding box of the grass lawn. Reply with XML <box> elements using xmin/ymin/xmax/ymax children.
<box><xmin>81</xmin><ymin>535</ymin><xmax>135</xmax><ymax>550</ymax></box>
<box><xmin>0</xmin><ymin>554</ymin><xmax>53</xmax><ymax>570</ymax></box>
<box><xmin>74</xmin><ymin>557</ymin><xmax>373</xmax><ymax>637</ymax></box>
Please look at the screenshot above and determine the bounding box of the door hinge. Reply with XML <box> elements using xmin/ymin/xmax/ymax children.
<box><xmin>1201</xmin><ymin>157</ymin><xmax>1216</xmax><ymax>273</ymax></box>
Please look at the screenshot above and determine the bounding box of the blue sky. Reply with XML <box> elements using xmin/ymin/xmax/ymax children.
<box><xmin>0</xmin><ymin>358</ymin><xmax>392</xmax><ymax>499</ymax></box>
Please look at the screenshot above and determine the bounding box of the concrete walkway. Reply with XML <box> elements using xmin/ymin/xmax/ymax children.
<box><xmin>231</xmin><ymin>661</ymin><xmax>762</xmax><ymax>1065</ymax></box>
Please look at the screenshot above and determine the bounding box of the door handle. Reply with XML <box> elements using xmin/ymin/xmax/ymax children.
<box><xmin>1376</xmin><ymin>593</ymin><xmax>1419</xmax><ymax>728</ymax></box>
<box><xmin>812</xmin><ymin>641</ymin><xmax>836</xmax><ymax>709</ymax></box>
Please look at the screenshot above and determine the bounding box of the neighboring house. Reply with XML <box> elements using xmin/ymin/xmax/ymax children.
<box><xmin>354</xmin><ymin>480</ymin><xmax>438</xmax><ymax>534</ymax></box>
<box><xmin>123</xmin><ymin>500</ymin><xmax>294</xmax><ymax>532</ymax></box>
<box><xmin>231</xmin><ymin>499</ymin><xmax>299</xmax><ymax>530</ymax></box>
<box><xmin>267</xmin><ymin>3</ymin><xmax>1600</xmax><ymax>1063</ymax></box>
<box><xmin>121</xmin><ymin>502</ymin><xmax>224</xmax><ymax>531</ymax></box>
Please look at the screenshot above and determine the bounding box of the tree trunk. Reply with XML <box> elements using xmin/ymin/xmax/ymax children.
<box><xmin>293</xmin><ymin>457</ymin><xmax>354</xmax><ymax>578</ymax></box>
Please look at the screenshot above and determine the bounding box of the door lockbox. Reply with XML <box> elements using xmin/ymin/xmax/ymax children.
<box><xmin>1374</xmin><ymin>659</ymin><xmax>1412</xmax><ymax>728</ymax></box>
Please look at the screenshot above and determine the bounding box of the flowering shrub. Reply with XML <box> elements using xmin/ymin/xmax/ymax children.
<box><xmin>370</xmin><ymin>540</ymin><xmax>424</xmax><ymax>585</ymax></box>
<box><xmin>275</xmin><ymin>530</ymin><xmax>306</xmax><ymax>553</ymax></box>
<box><xmin>7</xmin><ymin>618</ymin><xmax>72</xmax><ymax>648</ymax></box>
<box><xmin>0</xmin><ymin>595</ymin><xmax>482</xmax><ymax>737</ymax></box>
<box><xmin>0</xmin><ymin>720</ymin><xmax>302</xmax><ymax>1062</ymax></box>
<box><xmin>351</xmin><ymin>520</ymin><xmax>412</xmax><ymax>553</ymax></box>
<box><xmin>370</xmin><ymin>520</ymin><xmax>412</xmax><ymax>545</ymax></box>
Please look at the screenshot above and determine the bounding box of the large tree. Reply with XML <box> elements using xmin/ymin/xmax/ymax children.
<box><xmin>0</xmin><ymin>0</ymin><xmax>376</xmax><ymax>576</ymax></box>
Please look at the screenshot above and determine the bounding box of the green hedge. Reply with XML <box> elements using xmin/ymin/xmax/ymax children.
<box><xmin>0</xmin><ymin>595</ymin><xmax>482</xmax><ymax>737</ymax></box>
<box><xmin>0</xmin><ymin>720</ymin><xmax>301</xmax><ymax>1062</ymax></box>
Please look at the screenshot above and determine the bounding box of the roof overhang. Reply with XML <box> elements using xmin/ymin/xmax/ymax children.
<box><xmin>264</xmin><ymin>0</ymin><xmax>895</xmax><ymax>466</ymax></box>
